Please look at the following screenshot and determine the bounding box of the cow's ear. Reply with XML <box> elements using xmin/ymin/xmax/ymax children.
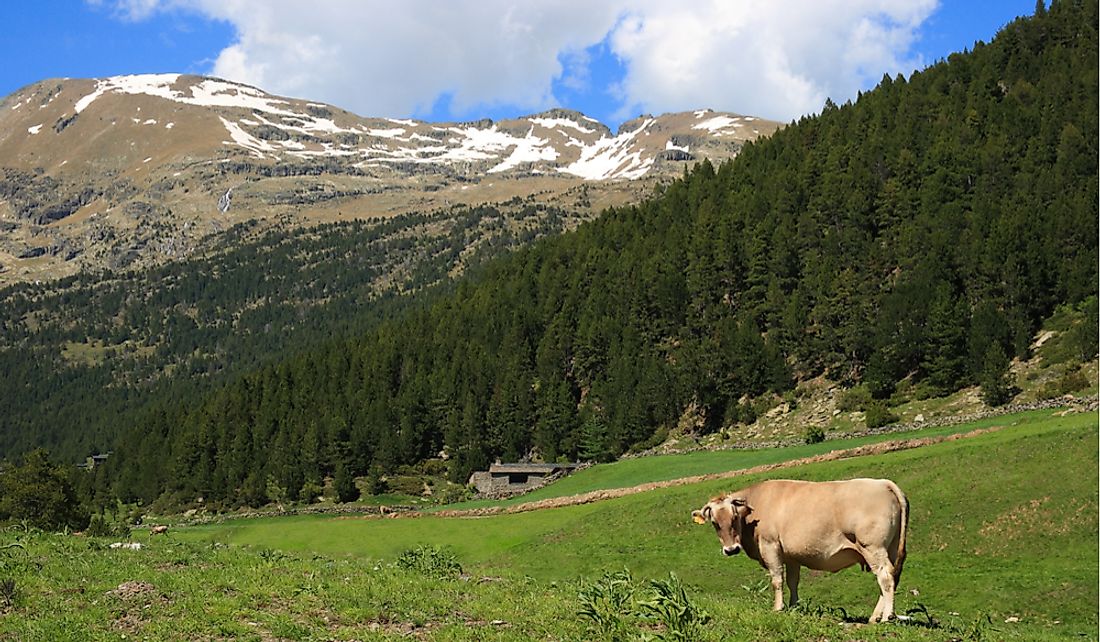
<box><xmin>692</xmin><ymin>505</ymin><xmax>712</xmax><ymax>525</ymax></box>
<box><xmin>730</xmin><ymin>497</ymin><xmax>752</xmax><ymax>517</ymax></box>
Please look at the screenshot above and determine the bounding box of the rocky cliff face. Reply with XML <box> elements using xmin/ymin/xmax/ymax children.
<box><xmin>0</xmin><ymin>74</ymin><xmax>780</xmax><ymax>284</ymax></box>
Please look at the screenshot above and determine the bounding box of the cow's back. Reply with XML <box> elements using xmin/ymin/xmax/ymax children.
<box><xmin>746</xmin><ymin>479</ymin><xmax>906</xmax><ymax>566</ymax></box>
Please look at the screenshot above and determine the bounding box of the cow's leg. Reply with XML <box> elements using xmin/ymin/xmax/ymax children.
<box><xmin>785</xmin><ymin>562</ymin><xmax>801</xmax><ymax>608</ymax></box>
<box><xmin>768</xmin><ymin>567</ymin><xmax>785</xmax><ymax>611</ymax></box>
<box><xmin>759</xmin><ymin>546</ymin><xmax>787</xmax><ymax>611</ymax></box>
<box><xmin>864</xmin><ymin>549</ymin><xmax>896</xmax><ymax>623</ymax></box>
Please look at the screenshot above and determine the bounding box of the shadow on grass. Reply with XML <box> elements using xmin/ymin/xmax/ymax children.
<box><xmin>790</xmin><ymin>600</ymin><xmax>946</xmax><ymax>629</ymax></box>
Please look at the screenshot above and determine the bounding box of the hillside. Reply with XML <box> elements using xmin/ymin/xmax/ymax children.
<box><xmin>0</xmin><ymin>72</ymin><xmax>777</xmax><ymax>284</ymax></box>
<box><xmin>85</xmin><ymin>1</ymin><xmax>1095</xmax><ymax>510</ymax></box>
<box><xmin>3</xmin><ymin>2</ymin><xmax>1097</xmax><ymax>512</ymax></box>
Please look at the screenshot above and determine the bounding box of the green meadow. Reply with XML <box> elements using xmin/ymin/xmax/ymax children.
<box><xmin>1</xmin><ymin>409</ymin><xmax>1096</xmax><ymax>640</ymax></box>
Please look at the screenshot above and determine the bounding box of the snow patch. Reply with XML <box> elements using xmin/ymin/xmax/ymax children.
<box><xmin>27</xmin><ymin>124</ymin><xmax>42</xmax><ymax>135</ymax></box>
<box><xmin>366</xmin><ymin>127</ymin><xmax>406</xmax><ymax>139</ymax></box>
<box><xmin>219</xmin><ymin>116</ymin><xmax>275</xmax><ymax>158</ymax></box>
<box><xmin>528</xmin><ymin>117</ymin><xmax>596</xmax><ymax>135</ymax></box>
<box><xmin>559</xmin><ymin>118</ymin><xmax>656</xmax><ymax>180</ymax></box>
<box><xmin>692</xmin><ymin>115</ymin><xmax>742</xmax><ymax>133</ymax></box>
<box><xmin>488</xmin><ymin>128</ymin><xmax>558</xmax><ymax>173</ymax></box>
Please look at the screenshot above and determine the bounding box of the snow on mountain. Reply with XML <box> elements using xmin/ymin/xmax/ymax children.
<box><xmin>0</xmin><ymin>74</ymin><xmax>781</xmax><ymax>284</ymax></box>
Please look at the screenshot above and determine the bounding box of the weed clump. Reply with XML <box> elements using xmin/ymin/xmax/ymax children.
<box><xmin>577</xmin><ymin>569</ymin><xmax>710</xmax><ymax>641</ymax></box>
<box><xmin>395</xmin><ymin>544</ymin><xmax>463</xmax><ymax>579</ymax></box>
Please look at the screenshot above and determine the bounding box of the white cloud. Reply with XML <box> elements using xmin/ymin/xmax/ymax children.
<box><xmin>97</xmin><ymin>0</ymin><xmax>937</xmax><ymax>123</ymax></box>
<box><xmin>607</xmin><ymin>0</ymin><xmax>937</xmax><ymax>122</ymax></box>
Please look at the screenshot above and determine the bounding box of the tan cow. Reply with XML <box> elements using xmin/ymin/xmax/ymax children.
<box><xmin>692</xmin><ymin>478</ymin><xmax>908</xmax><ymax>623</ymax></box>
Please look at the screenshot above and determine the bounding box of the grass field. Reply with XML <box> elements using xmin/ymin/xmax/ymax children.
<box><xmin>434</xmin><ymin>409</ymin><xmax>1064</xmax><ymax>511</ymax></box>
<box><xmin>1</xmin><ymin>409</ymin><xmax>1096</xmax><ymax>640</ymax></box>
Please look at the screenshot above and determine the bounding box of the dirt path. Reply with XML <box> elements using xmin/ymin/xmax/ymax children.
<box><xmin>428</xmin><ymin>426</ymin><xmax>1007</xmax><ymax>519</ymax></box>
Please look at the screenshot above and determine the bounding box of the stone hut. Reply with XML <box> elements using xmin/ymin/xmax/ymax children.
<box><xmin>468</xmin><ymin>462</ymin><xmax>579</xmax><ymax>497</ymax></box>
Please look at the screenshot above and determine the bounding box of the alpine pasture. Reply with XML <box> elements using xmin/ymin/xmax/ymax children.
<box><xmin>2</xmin><ymin>408</ymin><xmax>1095</xmax><ymax>640</ymax></box>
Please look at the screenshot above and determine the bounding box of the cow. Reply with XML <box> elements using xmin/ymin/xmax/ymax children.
<box><xmin>149</xmin><ymin>525</ymin><xmax>169</xmax><ymax>536</ymax></box>
<box><xmin>692</xmin><ymin>478</ymin><xmax>908</xmax><ymax>623</ymax></box>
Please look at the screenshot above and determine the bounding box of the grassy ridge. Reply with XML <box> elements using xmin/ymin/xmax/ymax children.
<box><xmin>436</xmin><ymin>409</ymin><xmax>1063</xmax><ymax>511</ymax></box>
<box><xmin>1</xmin><ymin>410</ymin><xmax>1095</xmax><ymax>640</ymax></box>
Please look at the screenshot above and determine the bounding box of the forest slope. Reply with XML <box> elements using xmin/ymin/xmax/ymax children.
<box><xmin>8</xmin><ymin>1</ymin><xmax>1098</xmax><ymax>510</ymax></box>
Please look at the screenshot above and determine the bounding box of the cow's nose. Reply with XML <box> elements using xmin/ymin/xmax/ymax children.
<box><xmin>723</xmin><ymin>545</ymin><xmax>741</xmax><ymax>556</ymax></box>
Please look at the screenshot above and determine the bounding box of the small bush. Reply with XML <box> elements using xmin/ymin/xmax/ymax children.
<box><xmin>333</xmin><ymin>463</ymin><xmax>360</xmax><ymax>504</ymax></box>
<box><xmin>385</xmin><ymin>475</ymin><xmax>426</xmax><ymax>497</ymax></box>
<box><xmin>395</xmin><ymin>545</ymin><xmax>462</xmax><ymax>579</ymax></box>
<box><xmin>979</xmin><ymin>344</ymin><xmax>1016</xmax><ymax>407</ymax></box>
<box><xmin>837</xmin><ymin>386</ymin><xmax>872</xmax><ymax>412</ymax></box>
<box><xmin>85</xmin><ymin>513</ymin><xmax>131</xmax><ymax>539</ymax></box>
<box><xmin>865</xmin><ymin>401</ymin><xmax>899</xmax><ymax>429</ymax></box>
<box><xmin>0</xmin><ymin>450</ymin><xmax>89</xmax><ymax>532</ymax></box>
<box><xmin>1038</xmin><ymin>368</ymin><xmax>1090</xmax><ymax>399</ymax></box>
<box><xmin>436</xmin><ymin>483</ymin><xmax>471</xmax><ymax>505</ymax></box>
<box><xmin>299</xmin><ymin>479</ymin><xmax>323</xmax><ymax>504</ymax></box>
<box><xmin>803</xmin><ymin>426</ymin><xmax>826</xmax><ymax>445</ymax></box>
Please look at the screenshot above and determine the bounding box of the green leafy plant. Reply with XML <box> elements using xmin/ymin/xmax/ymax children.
<box><xmin>577</xmin><ymin>570</ymin><xmax>636</xmax><ymax>641</ymax></box>
<box><xmin>803</xmin><ymin>425</ymin><xmax>826</xmax><ymax>444</ymax></box>
<box><xmin>636</xmin><ymin>572</ymin><xmax>711</xmax><ymax>641</ymax></box>
<box><xmin>395</xmin><ymin>545</ymin><xmax>463</xmax><ymax>579</ymax></box>
<box><xmin>865</xmin><ymin>400</ymin><xmax>899</xmax><ymax>429</ymax></box>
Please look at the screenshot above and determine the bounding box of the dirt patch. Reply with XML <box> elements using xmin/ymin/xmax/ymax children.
<box><xmin>431</xmin><ymin>426</ymin><xmax>1008</xmax><ymax>519</ymax></box>
<box><xmin>106</xmin><ymin>580</ymin><xmax>159</xmax><ymax>600</ymax></box>
<box><xmin>106</xmin><ymin>581</ymin><xmax>170</xmax><ymax>635</ymax></box>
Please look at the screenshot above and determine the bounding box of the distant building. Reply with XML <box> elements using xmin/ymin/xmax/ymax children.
<box><xmin>77</xmin><ymin>453</ymin><xmax>111</xmax><ymax>471</ymax></box>
<box><xmin>468</xmin><ymin>462</ymin><xmax>580</xmax><ymax>497</ymax></box>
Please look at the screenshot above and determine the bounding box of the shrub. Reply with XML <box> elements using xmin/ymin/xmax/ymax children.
<box><xmin>837</xmin><ymin>386</ymin><xmax>872</xmax><ymax>412</ymax></box>
<box><xmin>333</xmin><ymin>463</ymin><xmax>360</xmax><ymax>504</ymax></box>
<box><xmin>365</xmin><ymin>466</ymin><xmax>389</xmax><ymax>496</ymax></box>
<box><xmin>1038</xmin><ymin>368</ymin><xmax>1090</xmax><ymax>399</ymax></box>
<box><xmin>0</xmin><ymin>449</ymin><xmax>89</xmax><ymax>532</ymax></box>
<box><xmin>865</xmin><ymin>401</ymin><xmax>899</xmax><ymax>429</ymax></box>
<box><xmin>385</xmin><ymin>475</ymin><xmax>426</xmax><ymax>497</ymax></box>
<box><xmin>979</xmin><ymin>344</ymin><xmax>1016</xmax><ymax>407</ymax></box>
<box><xmin>299</xmin><ymin>479</ymin><xmax>323</xmax><ymax>504</ymax></box>
<box><xmin>803</xmin><ymin>426</ymin><xmax>826</xmax><ymax>445</ymax></box>
<box><xmin>85</xmin><ymin>513</ymin><xmax>131</xmax><ymax>539</ymax></box>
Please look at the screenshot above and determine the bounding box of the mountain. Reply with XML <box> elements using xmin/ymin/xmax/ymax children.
<box><xmin>37</xmin><ymin>1</ymin><xmax>1089</xmax><ymax>506</ymax></box>
<box><xmin>0</xmin><ymin>73</ymin><xmax>779</xmax><ymax>284</ymax></box>
<box><xmin>3</xmin><ymin>2</ymin><xmax>1096</xmax><ymax>512</ymax></box>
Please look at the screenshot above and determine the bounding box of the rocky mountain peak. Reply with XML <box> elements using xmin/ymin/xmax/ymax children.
<box><xmin>0</xmin><ymin>74</ymin><xmax>781</xmax><ymax>284</ymax></box>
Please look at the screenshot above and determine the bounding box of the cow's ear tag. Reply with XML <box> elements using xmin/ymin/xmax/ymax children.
<box><xmin>692</xmin><ymin>512</ymin><xmax>707</xmax><ymax>525</ymax></box>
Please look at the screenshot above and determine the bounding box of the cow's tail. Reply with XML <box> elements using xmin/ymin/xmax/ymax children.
<box><xmin>888</xmin><ymin>480</ymin><xmax>909</xmax><ymax>586</ymax></box>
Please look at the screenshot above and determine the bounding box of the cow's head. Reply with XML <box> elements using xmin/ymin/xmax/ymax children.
<box><xmin>692</xmin><ymin>495</ymin><xmax>752</xmax><ymax>556</ymax></box>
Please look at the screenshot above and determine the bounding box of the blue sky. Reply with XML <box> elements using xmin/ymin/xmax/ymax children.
<box><xmin>3</xmin><ymin>1</ymin><xmax>1039</xmax><ymax>129</ymax></box>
